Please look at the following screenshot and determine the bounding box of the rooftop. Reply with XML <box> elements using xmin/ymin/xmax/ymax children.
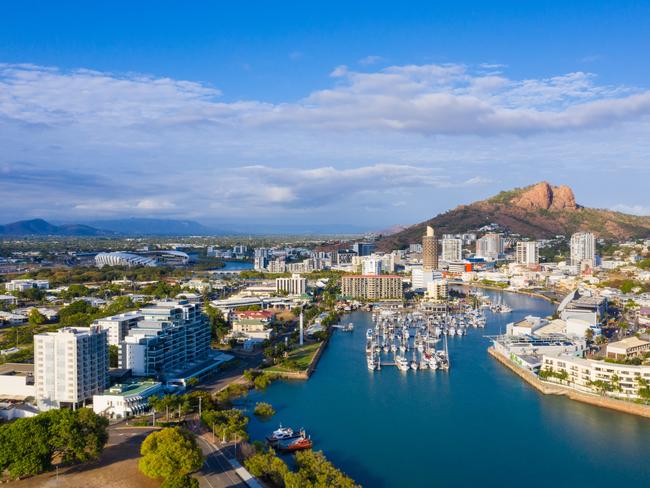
<box><xmin>606</xmin><ymin>336</ymin><xmax>650</xmax><ymax>351</ymax></box>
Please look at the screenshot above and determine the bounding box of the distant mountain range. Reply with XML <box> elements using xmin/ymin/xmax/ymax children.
<box><xmin>0</xmin><ymin>218</ymin><xmax>221</xmax><ymax>237</ymax></box>
<box><xmin>0</xmin><ymin>219</ymin><xmax>112</xmax><ymax>237</ymax></box>
<box><xmin>0</xmin><ymin>217</ymin><xmax>370</xmax><ymax>237</ymax></box>
<box><xmin>377</xmin><ymin>181</ymin><xmax>650</xmax><ymax>250</ymax></box>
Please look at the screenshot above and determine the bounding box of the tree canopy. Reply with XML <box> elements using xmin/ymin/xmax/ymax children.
<box><xmin>139</xmin><ymin>427</ymin><xmax>203</xmax><ymax>482</ymax></box>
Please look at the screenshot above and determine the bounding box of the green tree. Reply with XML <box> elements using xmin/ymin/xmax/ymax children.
<box><xmin>0</xmin><ymin>415</ymin><xmax>52</xmax><ymax>479</ymax></box>
<box><xmin>139</xmin><ymin>428</ymin><xmax>203</xmax><ymax>482</ymax></box>
<box><xmin>28</xmin><ymin>308</ymin><xmax>47</xmax><ymax>326</ymax></box>
<box><xmin>244</xmin><ymin>448</ymin><xmax>289</xmax><ymax>487</ymax></box>
<box><xmin>109</xmin><ymin>345</ymin><xmax>119</xmax><ymax>368</ymax></box>
<box><xmin>201</xmin><ymin>409</ymin><xmax>248</xmax><ymax>442</ymax></box>
<box><xmin>253</xmin><ymin>402</ymin><xmax>276</xmax><ymax>418</ymax></box>
<box><xmin>161</xmin><ymin>474</ymin><xmax>200</xmax><ymax>488</ymax></box>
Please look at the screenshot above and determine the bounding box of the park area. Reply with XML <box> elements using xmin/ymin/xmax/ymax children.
<box><xmin>264</xmin><ymin>341</ymin><xmax>323</xmax><ymax>374</ymax></box>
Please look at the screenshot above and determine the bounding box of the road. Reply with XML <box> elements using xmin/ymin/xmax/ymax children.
<box><xmin>195</xmin><ymin>436</ymin><xmax>248</xmax><ymax>488</ymax></box>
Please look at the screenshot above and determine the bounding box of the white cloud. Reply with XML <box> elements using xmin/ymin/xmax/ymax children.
<box><xmin>611</xmin><ymin>204</ymin><xmax>650</xmax><ymax>216</ymax></box>
<box><xmin>359</xmin><ymin>55</ymin><xmax>384</xmax><ymax>66</ymax></box>
<box><xmin>1</xmin><ymin>61</ymin><xmax>650</xmax><ymax>224</ymax></box>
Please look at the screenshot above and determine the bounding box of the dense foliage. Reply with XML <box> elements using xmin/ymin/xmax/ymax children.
<box><xmin>244</xmin><ymin>448</ymin><xmax>358</xmax><ymax>488</ymax></box>
<box><xmin>0</xmin><ymin>408</ymin><xmax>108</xmax><ymax>479</ymax></box>
<box><xmin>139</xmin><ymin>428</ymin><xmax>203</xmax><ymax>484</ymax></box>
<box><xmin>253</xmin><ymin>402</ymin><xmax>276</xmax><ymax>418</ymax></box>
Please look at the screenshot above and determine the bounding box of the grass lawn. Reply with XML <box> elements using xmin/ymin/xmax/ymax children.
<box><xmin>265</xmin><ymin>341</ymin><xmax>322</xmax><ymax>373</ymax></box>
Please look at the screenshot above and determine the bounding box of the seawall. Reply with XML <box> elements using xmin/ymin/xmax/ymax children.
<box><xmin>488</xmin><ymin>347</ymin><xmax>650</xmax><ymax>419</ymax></box>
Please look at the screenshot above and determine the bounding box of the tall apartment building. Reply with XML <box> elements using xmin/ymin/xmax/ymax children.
<box><xmin>94</xmin><ymin>311</ymin><xmax>143</xmax><ymax>346</ymax></box>
<box><xmin>516</xmin><ymin>241</ymin><xmax>539</xmax><ymax>265</ymax></box>
<box><xmin>422</xmin><ymin>226</ymin><xmax>439</xmax><ymax>271</ymax></box>
<box><xmin>426</xmin><ymin>279</ymin><xmax>449</xmax><ymax>300</ymax></box>
<box><xmin>570</xmin><ymin>232</ymin><xmax>596</xmax><ymax>266</ymax></box>
<box><xmin>476</xmin><ymin>233</ymin><xmax>504</xmax><ymax>260</ymax></box>
<box><xmin>341</xmin><ymin>275</ymin><xmax>403</xmax><ymax>300</ymax></box>
<box><xmin>353</xmin><ymin>242</ymin><xmax>376</xmax><ymax>257</ymax></box>
<box><xmin>276</xmin><ymin>273</ymin><xmax>307</xmax><ymax>296</ymax></box>
<box><xmin>254</xmin><ymin>256</ymin><xmax>268</xmax><ymax>271</ymax></box>
<box><xmin>34</xmin><ymin>326</ymin><xmax>109</xmax><ymax>410</ymax></box>
<box><xmin>120</xmin><ymin>300</ymin><xmax>210</xmax><ymax>379</ymax></box>
<box><xmin>441</xmin><ymin>238</ymin><xmax>463</xmax><ymax>262</ymax></box>
<box><xmin>267</xmin><ymin>258</ymin><xmax>286</xmax><ymax>273</ymax></box>
<box><xmin>361</xmin><ymin>257</ymin><xmax>382</xmax><ymax>275</ymax></box>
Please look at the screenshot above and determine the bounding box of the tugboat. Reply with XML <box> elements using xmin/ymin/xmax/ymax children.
<box><xmin>278</xmin><ymin>435</ymin><xmax>313</xmax><ymax>453</ymax></box>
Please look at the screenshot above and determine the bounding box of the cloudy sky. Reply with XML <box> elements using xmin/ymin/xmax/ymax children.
<box><xmin>1</xmin><ymin>2</ymin><xmax>649</xmax><ymax>231</ymax></box>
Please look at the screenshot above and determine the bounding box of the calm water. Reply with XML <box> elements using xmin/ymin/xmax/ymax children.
<box><xmin>244</xmin><ymin>290</ymin><xmax>650</xmax><ymax>487</ymax></box>
<box><xmin>221</xmin><ymin>260</ymin><xmax>254</xmax><ymax>271</ymax></box>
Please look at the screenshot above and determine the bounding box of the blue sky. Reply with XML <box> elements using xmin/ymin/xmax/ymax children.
<box><xmin>1</xmin><ymin>1</ymin><xmax>650</xmax><ymax>230</ymax></box>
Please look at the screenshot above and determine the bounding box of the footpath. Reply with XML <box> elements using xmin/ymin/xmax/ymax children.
<box><xmin>489</xmin><ymin>347</ymin><xmax>650</xmax><ymax>419</ymax></box>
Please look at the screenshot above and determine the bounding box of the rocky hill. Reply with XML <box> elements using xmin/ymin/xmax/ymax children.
<box><xmin>377</xmin><ymin>182</ymin><xmax>650</xmax><ymax>250</ymax></box>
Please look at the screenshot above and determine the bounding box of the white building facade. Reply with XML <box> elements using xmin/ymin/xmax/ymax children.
<box><xmin>516</xmin><ymin>241</ymin><xmax>539</xmax><ymax>265</ymax></box>
<box><xmin>34</xmin><ymin>326</ymin><xmax>109</xmax><ymax>410</ymax></box>
<box><xmin>441</xmin><ymin>238</ymin><xmax>463</xmax><ymax>262</ymax></box>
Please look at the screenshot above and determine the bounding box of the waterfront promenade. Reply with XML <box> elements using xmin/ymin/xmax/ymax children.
<box><xmin>488</xmin><ymin>347</ymin><xmax>650</xmax><ymax>419</ymax></box>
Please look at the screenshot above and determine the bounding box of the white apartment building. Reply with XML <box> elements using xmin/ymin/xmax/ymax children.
<box><xmin>570</xmin><ymin>232</ymin><xmax>596</xmax><ymax>267</ymax></box>
<box><xmin>94</xmin><ymin>311</ymin><xmax>143</xmax><ymax>346</ymax></box>
<box><xmin>267</xmin><ymin>258</ymin><xmax>286</xmax><ymax>273</ymax></box>
<box><xmin>516</xmin><ymin>241</ymin><xmax>539</xmax><ymax>265</ymax></box>
<box><xmin>476</xmin><ymin>234</ymin><xmax>504</xmax><ymax>260</ymax></box>
<box><xmin>34</xmin><ymin>326</ymin><xmax>109</xmax><ymax>411</ymax></box>
<box><xmin>276</xmin><ymin>274</ymin><xmax>307</xmax><ymax>296</ymax></box>
<box><xmin>411</xmin><ymin>268</ymin><xmax>443</xmax><ymax>290</ymax></box>
<box><xmin>120</xmin><ymin>300</ymin><xmax>210</xmax><ymax>379</ymax></box>
<box><xmin>362</xmin><ymin>257</ymin><xmax>382</xmax><ymax>275</ymax></box>
<box><xmin>442</xmin><ymin>238</ymin><xmax>463</xmax><ymax>262</ymax></box>
<box><xmin>541</xmin><ymin>354</ymin><xmax>650</xmax><ymax>400</ymax></box>
<box><xmin>426</xmin><ymin>279</ymin><xmax>449</xmax><ymax>300</ymax></box>
<box><xmin>5</xmin><ymin>279</ymin><xmax>49</xmax><ymax>292</ymax></box>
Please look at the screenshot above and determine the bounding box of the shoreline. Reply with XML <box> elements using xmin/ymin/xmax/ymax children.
<box><xmin>452</xmin><ymin>281</ymin><xmax>559</xmax><ymax>304</ymax></box>
<box><xmin>488</xmin><ymin>347</ymin><xmax>650</xmax><ymax>419</ymax></box>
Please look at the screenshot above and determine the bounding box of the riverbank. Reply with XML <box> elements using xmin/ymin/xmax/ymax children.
<box><xmin>488</xmin><ymin>347</ymin><xmax>650</xmax><ymax>419</ymax></box>
<box><xmin>453</xmin><ymin>281</ymin><xmax>559</xmax><ymax>304</ymax></box>
<box><xmin>263</xmin><ymin>335</ymin><xmax>330</xmax><ymax>380</ymax></box>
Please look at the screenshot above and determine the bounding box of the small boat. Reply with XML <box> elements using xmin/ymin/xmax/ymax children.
<box><xmin>278</xmin><ymin>435</ymin><xmax>313</xmax><ymax>452</ymax></box>
<box><xmin>396</xmin><ymin>356</ymin><xmax>409</xmax><ymax>371</ymax></box>
<box><xmin>267</xmin><ymin>426</ymin><xmax>303</xmax><ymax>443</ymax></box>
<box><xmin>366</xmin><ymin>328</ymin><xmax>374</xmax><ymax>340</ymax></box>
<box><xmin>367</xmin><ymin>354</ymin><xmax>376</xmax><ymax>371</ymax></box>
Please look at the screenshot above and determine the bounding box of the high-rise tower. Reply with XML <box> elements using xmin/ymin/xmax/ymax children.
<box><xmin>422</xmin><ymin>225</ymin><xmax>438</xmax><ymax>271</ymax></box>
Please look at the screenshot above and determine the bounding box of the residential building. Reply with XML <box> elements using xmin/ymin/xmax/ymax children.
<box><xmin>276</xmin><ymin>273</ymin><xmax>307</xmax><ymax>296</ymax></box>
<box><xmin>94</xmin><ymin>311</ymin><xmax>144</xmax><ymax>346</ymax></box>
<box><xmin>409</xmin><ymin>243</ymin><xmax>423</xmax><ymax>254</ymax></box>
<box><xmin>541</xmin><ymin>354</ymin><xmax>650</xmax><ymax>400</ymax></box>
<box><xmin>5</xmin><ymin>279</ymin><xmax>49</xmax><ymax>292</ymax></box>
<box><xmin>267</xmin><ymin>258</ymin><xmax>286</xmax><ymax>273</ymax></box>
<box><xmin>362</xmin><ymin>257</ymin><xmax>382</xmax><ymax>275</ymax></box>
<box><xmin>341</xmin><ymin>275</ymin><xmax>403</xmax><ymax>300</ymax></box>
<box><xmin>120</xmin><ymin>300</ymin><xmax>210</xmax><ymax>379</ymax></box>
<box><xmin>476</xmin><ymin>234</ymin><xmax>504</xmax><ymax>260</ymax></box>
<box><xmin>34</xmin><ymin>326</ymin><xmax>109</xmax><ymax>410</ymax></box>
<box><xmin>93</xmin><ymin>380</ymin><xmax>163</xmax><ymax>419</ymax></box>
<box><xmin>254</xmin><ymin>256</ymin><xmax>268</xmax><ymax>271</ymax></box>
<box><xmin>516</xmin><ymin>241</ymin><xmax>539</xmax><ymax>265</ymax></box>
<box><xmin>570</xmin><ymin>232</ymin><xmax>596</xmax><ymax>267</ymax></box>
<box><xmin>411</xmin><ymin>267</ymin><xmax>443</xmax><ymax>290</ymax></box>
<box><xmin>230</xmin><ymin>310</ymin><xmax>275</xmax><ymax>342</ymax></box>
<box><xmin>426</xmin><ymin>279</ymin><xmax>449</xmax><ymax>300</ymax></box>
<box><xmin>441</xmin><ymin>238</ymin><xmax>463</xmax><ymax>262</ymax></box>
<box><xmin>422</xmin><ymin>226</ymin><xmax>439</xmax><ymax>271</ymax></box>
<box><xmin>606</xmin><ymin>337</ymin><xmax>650</xmax><ymax>360</ymax></box>
<box><xmin>353</xmin><ymin>242</ymin><xmax>376</xmax><ymax>257</ymax></box>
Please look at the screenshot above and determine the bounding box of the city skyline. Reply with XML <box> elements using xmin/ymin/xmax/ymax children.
<box><xmin>2</xmin><ymin>1</ymin><xmax>650</xmax><ymax>229</ymax></box>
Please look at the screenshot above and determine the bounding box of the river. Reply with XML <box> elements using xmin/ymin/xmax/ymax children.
<box><xmin>244</xmin><ymin>289</ymin><xmax>650</xmax><ymax>487</ymax></box>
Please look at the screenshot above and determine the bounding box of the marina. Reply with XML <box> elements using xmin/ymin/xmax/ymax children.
<box><xmin>365</xmin><ymin>302</ymin><xmax>487</xmax><ymax>371</ymax></box>
<box><xmin>245</xmin><ymin>288</ymin><xmax>650</xmax><ymax>488</ymax></box>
